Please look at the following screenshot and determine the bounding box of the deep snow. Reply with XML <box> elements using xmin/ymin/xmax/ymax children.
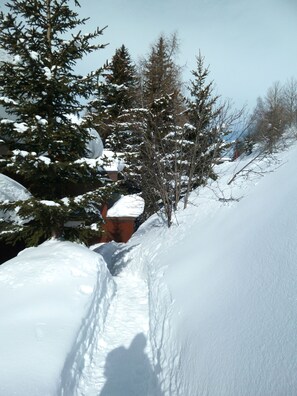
<box><xmin>1</xmin><ymin>139</ymin><xmax>297</xmax><ymax>395</ymax></box>
<box><xmin>0</xmin><ymin>240</ymin><xmax>115</xmax><ymax>396</ymax></box>
<box><xmin>132</xmin><ymin>142</ymin><xmax>297</xmax><ymax>395</ymax></box>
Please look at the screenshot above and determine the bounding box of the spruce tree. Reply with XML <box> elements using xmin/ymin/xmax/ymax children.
<box><xmin>249</xmin><ymin>82</ymin><xmax>287</xmax><ymax>153</ymax></box>
<box><xmin>138</xmin><ymin>34</ymin><xmax>186</xmax><ymax>224</ymax></box>
<box><xmin>88</xmin><ymin>44</ymin><xmax>144</xmax><ymax>195</ymax></box>
<box><xmin>90</xmin><ymin>44</ymin><xmax>138</xmax><ymax>149</ymax></box>
<box><xmin>182</xmin><ymin>52</ymin><xmax>230</xmax><ymax>208</ymax></box>
<box><xmin>140</xmin><ymin>93</ymin><xmax>185</xmax><ymax>225</ymax></box>
<box><xmin>141</xmin><ymin>34</ymin><xmax>182</xmax><ymax>108</ymax></box>
<box><xmin>0</xmin><ymin>0</ymin><xmax>113</xmax><ymax>246</ymax></box>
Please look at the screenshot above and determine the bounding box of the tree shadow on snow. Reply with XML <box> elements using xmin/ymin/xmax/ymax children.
<box><xmin>93</xmin><ymin>242</ymin><xmax>137</xmax><ymax>276</ymax></box>
<box><xmin>99</xmin><ymin>333</ymin><xmax>163</xmax><ymax>396</ymax></box>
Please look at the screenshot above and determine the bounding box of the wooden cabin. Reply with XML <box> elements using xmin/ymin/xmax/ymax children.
<box><xmin>100</xmin><ymin>195</ymin><xmax>145</xmax><ymax>243</ymax></box>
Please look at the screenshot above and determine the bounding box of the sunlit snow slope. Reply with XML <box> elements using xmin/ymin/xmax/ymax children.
<box><xmin>128</xmin><ymin>142</ymin><xmax>297</xmax><ymax>395</ymax></box>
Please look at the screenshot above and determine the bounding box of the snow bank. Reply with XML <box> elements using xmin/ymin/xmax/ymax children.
<box><xmin>0</xmin><ymin>240</ymin><xmax>115</xmax><ymax>396</ymax></box>
<box><xmin>129</xmin><ymin>145</ymin><xmax>297</xmax><ymax>395</ymax></box>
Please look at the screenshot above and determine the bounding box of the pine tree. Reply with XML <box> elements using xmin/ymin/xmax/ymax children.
<box><xmin>140</xmin><ymin>93</ymin><xmax>185</xmax><ymax>225</ymax></box>
<box><xmin>90</xmin><ymin>44</ymin><xmax>138</xmax><ymax>149</ymax></box>
<box><xmin>0</xmin><ymin>0</ymin><xmax>114</xmax><ymax>246</ymax></box>
<box><xmin>182</xmin><ymin>52</ymin><xmax>230</xmax><ymax>208</ymax></box>
<box><xmin>249</xmin><ymin>82</ymin><xmax>287</xmax><ymax>153</ymax></box>
<box><xmin>141</xmin><ymin>34</ymin><xmax>182</xmax><ymax>108</ymax></box>
<box><xmin>137</xmin><ymin>34</ymin><xmax>186</xmax><ymax>224</ymax></box>
<box><xmin>87</xmin><ymin>44</ymin><xmax>144</xmax><ymax>195</ymax></box>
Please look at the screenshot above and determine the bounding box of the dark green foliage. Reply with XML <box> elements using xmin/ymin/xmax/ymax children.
<box><xmin>88</xmin><ymin>44</ymin><xmax>142</xmax><ymax>195</ymax></box>
<box><xmin>90</xmin><ymin>44</ymin><xmax>138</xmax><ymax>148</ymax></box>
<box><xmin>141</xmin><ymin>34</ymin><xmax>182</xmax><ymax>108</ymax></box>
<box><xmin>139</xmin><ymin>93</ymin><xmax>185</xmax><ymax>224</ymax></box>
<box><xmin>137</xmin><ymin>35</ymin><xmax>186</xmax><ymax>224</ymax></box>
<box><xmin>0</xmin><ymin>0</ymin><xmax>113</xmax><ymax>246</ymax></box>
<box><xmin>182</xmin><ymin>52</ymin><xmax>230</xmax><ymax>208</ymax></box>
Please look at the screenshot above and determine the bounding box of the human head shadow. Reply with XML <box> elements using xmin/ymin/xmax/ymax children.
<box><xmin>100</xmin><ymin>333</ymin><xmax>162</xmax><ymax>396</ymax></box>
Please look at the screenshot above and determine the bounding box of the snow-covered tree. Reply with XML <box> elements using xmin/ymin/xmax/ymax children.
<box><xmin>283</xmin><ymin>78</ymin><xmax>297</xmax><ymax>127</ymax></box>
<box><xmin>90</xmin><ymin>44</ymin><xmax>138</xmax><ymax>148</ymax></box>
<box><xmin>87</xmin><ymin>44</ymin><xmax>144</xmax><ymax>195</ymax></box>
<box><xmin>140</xmin><ymin>34</ymin><xmax>183</xmax><ymax>109</ymax></box>
<box><xmin>0</xmin><ymin>0</ymin><xmax>114</xmax><ymax>246</ymax></box>
<box><xmin>135</xmin><ymin>34</ymin><xmax>186</xmax><ymax>224</ymax></box>
<box><xmin>139</xmin><ymin>93</ymin><xmax>186</xmax><ymax>225</ymax></box>
<box><xmin>249</xmin><ymin>82</ymin><xmax>287</xmax><ymax>153</ymax></box>
<box><xmin>182</xmin><ymin>52</ymin><xmax>230</xmax><ymax>208</ymax></box>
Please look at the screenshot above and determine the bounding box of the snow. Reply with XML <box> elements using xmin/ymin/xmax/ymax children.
<box><xmin>0</xmin><ymin>173</ymin><xmax>30</xmax><ymax>202</ymax></box>
<box><xmin>40</xmin><ymin>200</ymin><xmax>60</xmax><ymax>207</ymax></box>
<box><xmin>0</xmin><ymin>174</ymin><xmax>31</xmax><ymax>226</ymax></box>
<box><xmin>35</xmin><ymin>115</ymin><xmax>48</xmax><ymax>125</ymax></box>
<box><xmin>74</xmin><ymin>157</ymin><xmax>101</xmax><ymax>169</ymax></box>
<box><xmin>86</xmin><ymin>128</ymin><xmax>104</xmax><ymax>159</ymax></box>
<box><xmin>0</xmin><ymin>96</ymin><xmax>17</xmax><ymax>105</ymax></box>
<box><xmin>65</xmin><ymin>115</ymin><xmax>104</xmax><ymax>159</ymax></box>
<box><xmin>13</xmin><ymin>122</ymin><xmax>28</xmax><ymax>133</ymax></box>
<box><xmin>107</xmin><ymin>194</ymin><xmax>145</xmax><ymax>218</ymax></box>
<box><xmin>0</xmin><ymin>240</ymin><xmax>115</xmax><ymax>396</ymax></box>
<box><xmin>0</xmin><ymin>119</ymin><xmax>14</xmax><ymax>124</ymax></box>
<box><xmin>2</xmin><ymin>140</ymin><xmax>297</xmax><ymax>395</ymax></box>
<box><xmin>77</xmin><ymin>268</ymin><xmax>156</xmax><ymax>396</ymax></box>
<box><xmin>12</xmin><ymin>149</ymin><xmax>29</xmax><ymax>157</ymax></box>
<box><xmin>102</xmin><ymin>150</ymin><xmax>125</xmax><ymax>172</ymax></box>
<box><xmin>43</xmin><ymin>67</ymin><xmax>52</xmax><ymax>80</ymax></box>
<box><xmin>29</xmin><ymin>51</ymin><xmax>39</xmax><ymax>60</ymax></box>
<box><xmin>12</xmin><ymin>55</ymin><xmax>22</xmax><ymax>65</ymax></box>
<box><xmin>38</xmin><ymin>155</ymin><xmax>51</xmax><ymax>165</ymax></box>
<box><xmin>124</xmin><ymin>143</ymin><xmax>297</xmax><ymax>395</ymax></box>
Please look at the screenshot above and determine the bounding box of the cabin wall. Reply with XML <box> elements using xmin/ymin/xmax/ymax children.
<box><xmin>100</xmin><ymin>217</ymin><xmax>135</xmax><ymax>243</ymax></box>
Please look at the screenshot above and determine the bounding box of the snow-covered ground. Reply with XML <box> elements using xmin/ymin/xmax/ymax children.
<box><xmin>1</xmin><ymin>140</ymin><xmax>297</xmax><ymax>395</ymax></box>
<box><xmin>0</xmin><ymin>240</ymin><xmax>115</xmax><ymax>396</ymax></box>
<box><xmin>133</xmin><ymin>142</ymin><xmax>297</xmax><ymax>395</ymax></box>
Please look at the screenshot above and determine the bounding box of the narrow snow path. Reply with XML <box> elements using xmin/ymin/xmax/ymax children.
<box><xmin>77</xmin><ymin>265</ymin><xmax>157</xmax><ymax>396</ymax></box>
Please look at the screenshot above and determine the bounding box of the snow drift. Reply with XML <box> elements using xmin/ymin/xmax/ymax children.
<box><xmin>0</xmin><ymin>240</ymin><xmax>115</xmax><ymax>396</ymax></box>
<box><xmin>128</xmin><ymin>143</ymin><xmax>297</xmax><ymax>395</ymax></box>
<box><xmin>1</xmin><ymin>142</ymin><xmax>297</xmax><ymax>396</ymax></box>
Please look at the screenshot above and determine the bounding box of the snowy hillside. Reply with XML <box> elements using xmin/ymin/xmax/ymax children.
<box><xmin>1</xmin><ymin>141</ymin><xmax>297</xmax><ymax>395</ymax></box>
<box><xmin>130</xmin><ymin>142</ymin><xmax>297</xmax><ymax>395</ymax></box>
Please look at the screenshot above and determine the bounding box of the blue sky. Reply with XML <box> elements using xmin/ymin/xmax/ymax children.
<box><xmin>76</xmin><ymin>0</ymin><xmax>297</xmax><ymax>110</ymax></box>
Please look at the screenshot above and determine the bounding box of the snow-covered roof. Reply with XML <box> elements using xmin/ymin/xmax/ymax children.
<box><xmin>85</xmin><ymin>128</ymin><xmax>104</xmax><ymax>159</ymax></box>
<box><xmin>0</xmin><ymin>174</ymin><xmax>31</xmax><ymax>225</ymax></box>
<box><xmin>66</xmin><ymin>115</ymin><xmax>104</xmax><ymax>159</ymax></box>
<box><xmin>107</xmin><ymin>194</ymin><xmax>144</xmax><ymax>218</ymax></box>
<box><xmin>102</xmin><ymin>150</ymin><xmax>125</xmax><ymax>172</ymax></box>
<box><xmin>0</xmin><ymin>173</ymin><xmax>31</xmax><ymax>202</ymax></box>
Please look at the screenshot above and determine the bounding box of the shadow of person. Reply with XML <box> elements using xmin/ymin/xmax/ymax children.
<box><xmin>100</xmin><ymin>333</ymin><xmax>162</xmax><ymax>396</ymax></box>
